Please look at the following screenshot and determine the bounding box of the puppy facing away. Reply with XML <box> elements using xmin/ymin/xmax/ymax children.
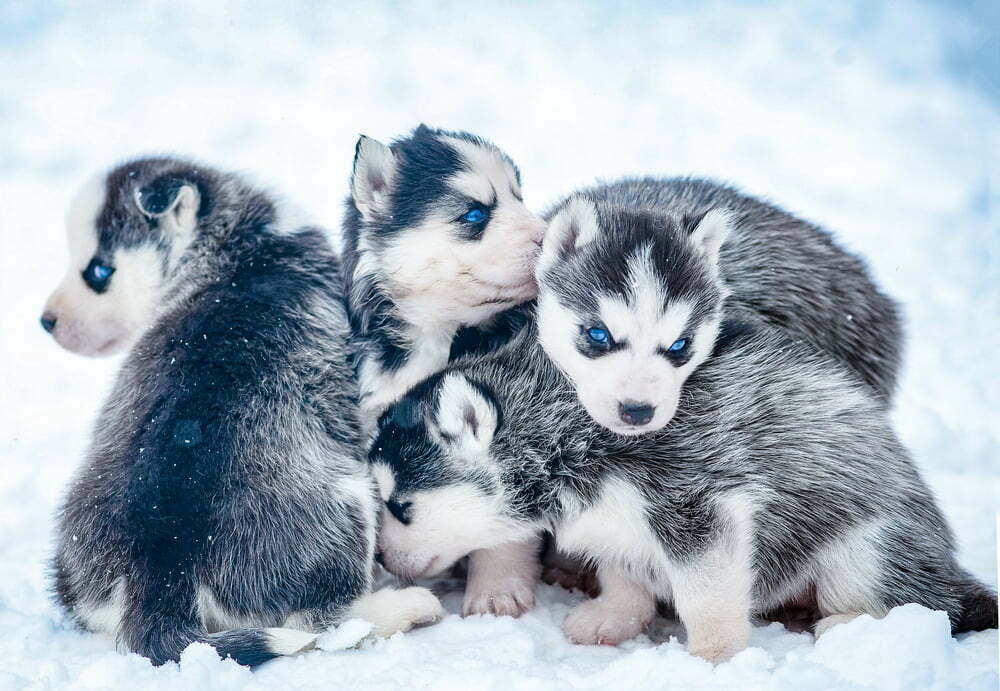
<box><xmin>45</xmin><ymin>158</ymin><xmax>442</xmax><ymax>667</ymax></box>
<box><xmin>343</xmin><ymin>125</ymin><xmax>546</xmax><ymax>617</ymax></box>
<box><xmin>538</xmin><ymin>180</ymin><xmax>904</xmax><ymax>435</ymax></box>
<box><xmin>367</xmin><ymin>211</ymin><xmax>995</xmax><ymax>662</ymax></box>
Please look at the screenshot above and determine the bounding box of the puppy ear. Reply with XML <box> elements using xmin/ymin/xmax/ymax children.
<box><xmin>536</xmin><ymin>197</ymin><xmax>600</xmax><ymax>277</ymax></box>
<box><xmin>351</xmin><ymin>135</ymin><xmax>397</xmax><ymax>220</ymax></box>
<box><xmin>686</xmin><ymin>208</ymin><xmax>732</xmax><ymax>273</ymax></box>
<box><xmin>434</xmin><ymin>373</ymin><xmax>499</xmax><ymax>457</ymax></box>
<box><xmin>135</xmin><ymin>176</ymin><xmax>200</xmax><ymax>236</ymax></box>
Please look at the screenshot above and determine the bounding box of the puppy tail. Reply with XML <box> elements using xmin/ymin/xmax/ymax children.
<box><xmin>952</xmin><ymin>578</ymin><xmax>998</xmax><ymax>634</ymax></box>
<box><xmin>119</xmin><ymin>572</ymin><xmax>316</xmax><ymax>667</ymax></box>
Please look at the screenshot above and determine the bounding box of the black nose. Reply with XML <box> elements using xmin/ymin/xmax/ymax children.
<box><xmin>619</xmin><ymin>401</ymin><xmax>655</xmax><ymax>426</ymax></box>
<box><xmin>374</xmin><ymin>552</ymin><xmax>385</xmax><ymax>565</ymax></box>
<box><xmin>40</xmin><ymin>314</ymin><xmax>57</xmax><ymax>333</ymax></box>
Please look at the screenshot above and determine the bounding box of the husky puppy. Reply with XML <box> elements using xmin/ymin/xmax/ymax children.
<box><xmin>367</xmin><ymin>215</ymin><xmax>995</xmax><ymax>662</ymax></box>
<box><xmin>44</xmin><ymin>158</ymin><xmax>442</xmax><ymax>667</ymax></box>
<box><xmin>537</xmin><ymin>180</ymin><xmax>903</xmax><ymax>435</ymax></box>
<box><xmin>343</xmin><ymin>125</ymin><xmax>546</xmax><ymax>617</ymax></box>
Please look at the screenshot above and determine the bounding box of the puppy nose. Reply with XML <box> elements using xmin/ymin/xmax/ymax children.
<box><xmin>619</xmin><ymin>401</ymin><xmax>655</xmax><ymax>426</ymax></box>
<box><xmin>374</xmin><ymin>552</ymin><xmax>385</xmax><ymax>565</ymax></box>
<box><xmin>40</xmin><ymin>314</ymin><xmax>57</xmax><ymax>333</ymax></box>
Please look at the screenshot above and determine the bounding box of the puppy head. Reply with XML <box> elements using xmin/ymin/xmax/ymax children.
<box><xmin>535</xmin><ymin>198</ymin><xmax>731</xmax><ymax>435</ymax></box>
<box><xmin>349</xmin><ymin>125</ymin><xmax>546</xmax><ymax>327</ymax></box>
<box><xmin>368</xmin><ymin>372</ymin><xmax>530</xmax><ymax>580</ymax></box>
<box><xmin>41</xmin><ymin>159</ymin><xmax>209</xmax><ymax>356</ymax></box>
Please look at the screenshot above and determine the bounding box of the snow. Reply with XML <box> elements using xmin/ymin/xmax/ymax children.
<box><xmin>0</xmin><ymin>1</ymin><xmax>996</xmax><ymax>689</ymax></box>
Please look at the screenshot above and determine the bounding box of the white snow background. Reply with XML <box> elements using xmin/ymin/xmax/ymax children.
<box><xmin>0</xmin><ymin>1</ymin><xmax>997</xmax><ymax>689</ymax></box>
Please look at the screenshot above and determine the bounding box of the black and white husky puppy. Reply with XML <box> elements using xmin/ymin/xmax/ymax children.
<box><xmin>367</xmin><ymin>211</ymin><xmax>995</xmax><ymax>662</ymax></box>
<box><xmin>343</xmin><ymin>125</ymin><xmax>546</xmax><ymax>617</ymax></box>
<box><xmin>43</xmin><ymin>157</ymin><xmax>442</xmax><ymax>667</ymax></box>
<box><xmin>538</xmin><ymin>180</ymin><xmax>903</xmax><ymax>435</ymax></box>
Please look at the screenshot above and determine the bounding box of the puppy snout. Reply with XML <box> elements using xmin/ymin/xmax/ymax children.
<box><xmin>40</xmin><ymin>313</ymin><xmax>57</xmax><ymax>334</ymax></box>
<box><xmin>374</xmin><ymin>551</ymin><xmax>385</xmax><ymax>566</ymax></box>
<box><xmin>619</xmin><ymin>400</ymin><xmax>655</xmax><ymax>426</ymax></box>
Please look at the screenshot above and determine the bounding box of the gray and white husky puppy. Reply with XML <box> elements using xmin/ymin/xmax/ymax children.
<box><xmin>43</xmin><ymin>157</ymin><xmax>442</xmax><ymax>667</ymax></box>
<box><xmin>538</xmin><ymin>180</ymin><xmax>903</xmax><ymax>435</ymax></box>
<box><xmin>367</xmin><ymin>208</ymin><xmax>995</xmax><ymax>662</ymax></box>
<box><xmin>343</xmin><ymin>125</ymin><xmax>546</xmax><ymax>617</ymax></box>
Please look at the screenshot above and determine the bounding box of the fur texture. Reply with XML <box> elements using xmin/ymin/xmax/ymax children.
<box><xmin>367</xmin><ymin>213</ymin><xmax>993</xmax><ymax>660</ymax></box>
<box><xmin>342</xmin><ymin>125</ymin><xmax>545</xmax><ymax>617</ymax></box>
<box><xmin>537</xmin><ymin>178</ymin><xmax>903</xmax><ymax>436</ymax></box>
<box><xmin>50</xmin><ymin>157</ymin><xmax>442</xmax><ymax>667</ymax></box>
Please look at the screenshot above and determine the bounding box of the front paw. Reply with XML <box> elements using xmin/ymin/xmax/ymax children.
<box><xmin>463</xmin><ymin>577</ymin><xmax>536</xmax><ymax>617</ymax></box>
<box><xmin>562</xmin><ymin>598</ymin><xmax>650</xmax><ymax>645</ymax></box>
<box><xmin>685</xmin><ymin>620</ymin><xmax>751</xmax><ymax>664</ymax></box>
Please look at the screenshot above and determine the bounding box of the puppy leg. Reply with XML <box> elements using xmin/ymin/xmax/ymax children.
<box><xmin>463</xmin><ymin>536</ymin><xmax>542</xmax><ymax>617</ymax></box>
<box><xmin>671</xmin><ymin>526</ymin><xmax>754</xmax><ymax>664</ymax></box>
<box><xmin>562</xmin><ymin>566</ymin><xmax>656</xmax><ymax>645</ymax></box>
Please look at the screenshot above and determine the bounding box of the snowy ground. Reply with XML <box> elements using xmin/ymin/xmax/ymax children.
<box><xmin>0</xmin><ymin>1</ymin><xmax>997</xmax><ymax>689</ymax></box>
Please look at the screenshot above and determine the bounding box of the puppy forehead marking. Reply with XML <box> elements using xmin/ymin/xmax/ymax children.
<box><xmin>441</xmin><ymin>135</ymin><xmax>520</xmax><ymax>200</ymax></box>
<box><xmin>371</xmin><ymin>463</ymin><xmax>396</xmax><ymax>502</ymax></box>
<box><xmin>65</xmin><ymin>172</ymin><xmax>107</xmax><ymax>264</ymax></box>
<box><xmin>597</xmin><ymin>247</ymin><xmax>694</xmax><ymax>346</ymax></box>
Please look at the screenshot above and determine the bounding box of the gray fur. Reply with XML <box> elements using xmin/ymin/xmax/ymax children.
<box><xmin>546</xmin><ymin>178</ymin><xmax>904</xmax><ymax>401</ymax></box>
<box><xmin>49</xmin><ymin>157</ymin><xmax>439</xmax><ymax>666</ymax></box>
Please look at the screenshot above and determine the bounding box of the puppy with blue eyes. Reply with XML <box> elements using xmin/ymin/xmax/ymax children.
<box><xmin>368</xmin><ymin>210</ymin><xmax>996</xmax><ymax>661</ymax></box>
<box><xmin>45</xmin><ymin>157</ymin><xmax>443</xmax><ymax>667</ymax></box>
<box><xmin>537</xmin><ymin>179</ymin><xmax>904</xmax><ymax>436</ymax></box>
<box><xmin>343</xmin><ymin>125</ymin><xmax>546</xmax><ymax>617</ymax></box>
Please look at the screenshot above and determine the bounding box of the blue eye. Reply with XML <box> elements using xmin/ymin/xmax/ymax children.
<box><xmin>586</xmin><ymin>327</ymin><xmax>610</xmax><ymax>345</ymax></box>
<box><xmin>82</xmin><ymin>258</ymin><xmax>115</xmax><ymax>293</ymax></box>
<box><xmin>91</xmin><ymin>263</ymin><xmax>113</xmax><ymax>281</ymax></box>
<box><xmin>461</xmin><ymin>207</ymin><xmax>488</xmax><ymax>224</ymax></box>
<box><xmin>668</xmin><ymin>338</ymin><xmax>688</xmax><ymax>352</ymax></box>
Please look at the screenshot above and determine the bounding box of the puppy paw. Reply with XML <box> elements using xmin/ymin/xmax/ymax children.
<box><xmin>685</xmin><ymin>620</ymin><xmax>751</xmax><ymax>664</ymax></box>
<box><xmin>350</xmin><ymin>586</ymin><xmax>444</xmax><ymax>637</ymax></box>
<box><xmin>562</xmin><ymin>598</ymin><xmax>649</xmax><ymax>645</ymax></box>
<box><xmin>463</xmin><ymin>577</ymin><xmax>536</xmax><ymax>618</ymax></box>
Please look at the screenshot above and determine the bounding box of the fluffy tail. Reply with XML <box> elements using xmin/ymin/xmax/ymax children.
<box><xmin>120</xmin><ymin>570</ymin><xmax>316</xmax><ymax>667</ymax></box>
<box><xmin>952</xmin><ymin>580</ymin><xmax>998</xmax><ymax>634</ymax></box>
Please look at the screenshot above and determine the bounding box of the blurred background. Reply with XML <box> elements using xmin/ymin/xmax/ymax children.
<box><xmin>0</xmin><ymin>0</ymin><xmax>997</xmax><ymax>609</ymax></box>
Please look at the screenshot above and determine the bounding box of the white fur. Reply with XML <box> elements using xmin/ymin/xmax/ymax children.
<box><xmin>562</xmin><ymin>566</ymin><xmax>656</xmax><ymax>646</ymax></box>
<box><xmin>666</xmin><ymin>492</ymin><xmax>756</xmax><ymax>664</ymax></box>
<box><xmin>75</xmin><ymin>578</ymin><xmax>125</xmax><ymax>640</ymax></box>
<box><xmin>463</xmin><ymin>538</ymin><xmax>541</xmax><ymax>618</ymax></box>
<box><xmin>263</xmin><ymin>628</ymin><xmax>318</xmax><ymax>656</ymax></box>
<box><xmin>377</xmin><ymin>479</ymin><xmax>535</xmax><ymax>581</ymax></box>
<box><xmin>434</xmin><ymin>373</ymin><xmax>497</xmax><ymax>457</ymax></box>
<box><xmin>351</xmin><ymin>136</ymin><xmax>397</xmax><ymax>220</ymax></box>
<box><xmin>689</xmin><ymin>208</ymin><xmax>732</xmax><ymax>273</ymax></box>
<box><xmin>810</xmin><ymin>520</ymin><xmax>885</xmax><ymax>617</ymax></box>
<box><xmin>43</xmin><ymin>172</ymin><xmax>194</xmax><ymax>357</ymax></box>
<box><xmin>345</xmin><ymin>586</ymin><xmax>444</xmax><ymax>638</ymax></box>
<box><xmin>370</xmin><ymin>463</ymin><xmax>396</xmax><ymax>503</ymax></box>
<box><xmin>537</xmin><ymin>258</ymin><xmax>719</xmax><ymax>435</ymax></box>
<box><xmin>537</xmin><ymin>196</ymin><xmax>601</xmax><ymax>274</ymax></box>
<box><xmin>197</xmin><ymin>586</ymin><xmax>258</xmax><ymax>632</ymax></box>
<box><xmin>358</xmin><ymin>323</ymin><xmax>454</xmax><ymax>433</ymax></box>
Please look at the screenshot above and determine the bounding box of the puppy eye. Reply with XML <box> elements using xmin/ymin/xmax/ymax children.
<box><xmin>386</xmin><ymin>499</ymin><xmax>412</xmax><ymax>525</ymax></box>
<box><xmin>460</xmin><ymin>206</ymin><xmax>489</xmax><ymax>225</ymax></box>
<box><xmin>668</xmin><ymin>338</ymin><xmax>688</xmax><ymax>353</ymax></box>
<box><xmin>82</xmin><ymin>258</ymin><xmax>115</xmax><ymax>294</ymax></box>
<box><xmin>585</xmin><ymin>327</ymin><xmax>610</xmax><ymax>346</ymax></box>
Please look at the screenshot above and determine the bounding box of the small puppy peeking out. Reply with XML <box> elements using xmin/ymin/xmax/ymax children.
<box><xmin>47</xmin><ymin>157</ymin><xmax>442</xmax><ymax>667</ymax></box>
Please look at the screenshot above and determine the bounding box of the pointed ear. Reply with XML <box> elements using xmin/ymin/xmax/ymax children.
<box><xmin>687</xmin><ymin>208</ymin><xmax>731</xmax><ymax>273</ymax></box>
<box><xmin>434</xmin><ymin>373</ymin><xmax>499</xmax><ymax>457</ymax></box>
<box><xmin>135</xmin><ymin>176</ymin><xmax>200</xmax><ymax>235</ymax></box>
<box><xmin>536</xmin><ymin>197</ymin><xmax>600</xmax><ymax>277</ymax></box>
<box><xmin>351</xmin><ymin>135</ymin><xmax>396</xmax><ymax>220</ymax></box>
